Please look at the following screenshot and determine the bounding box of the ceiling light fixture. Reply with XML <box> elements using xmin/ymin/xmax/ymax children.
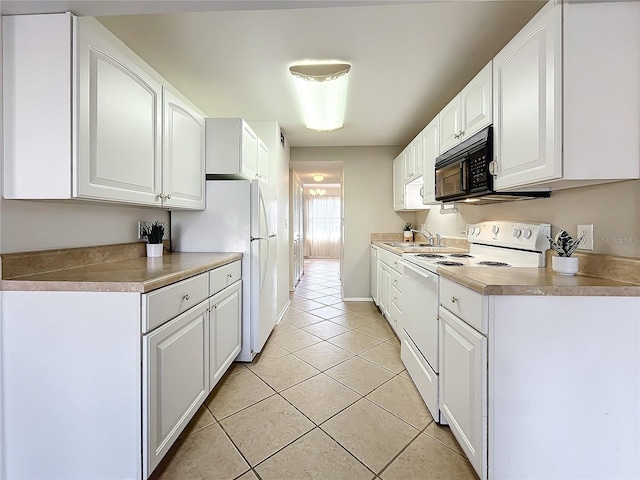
<box><xmin>309</xmin><ymin>188</ymin><xmax>326</xmax><ymax>197</ymax></box>
<box><xmin>313</xmin><ymin>174</ymin><xmax>325</xmax><ymax>182</ymax></box>
<box><xmin>289</xmin><ymin>62</ymin><xmax>351</xmax><ymax>132</ymax></box>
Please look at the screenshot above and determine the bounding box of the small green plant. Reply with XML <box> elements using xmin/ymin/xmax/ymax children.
<box><xmin>403</xmin><ymin>222</ymin><xmax>412</xmax><ymax>232</ymax></box>
<box><xmin>142</xmin><ymin>221</ymin><xmax>165</xmax><ymax>244</ymax></box>
<box><xmin>546</xmin><ymin>229</ymin><xmax>584</xmax><ymax>257</ymax></box>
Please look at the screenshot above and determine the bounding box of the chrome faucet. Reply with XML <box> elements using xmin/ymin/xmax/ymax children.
<box><xmin>411</xmin><ymin>228</ymin><xmax>442</xmax><ymax>247</ymax></box>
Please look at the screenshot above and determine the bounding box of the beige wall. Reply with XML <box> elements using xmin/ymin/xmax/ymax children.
<box><xmin>415</xmin><ymin>179</ymin><xmax>640</xmax><ymax>258</ymax></box>
<box><xmin>291</xmin><ymin>146</ymin><xmax>414</xmax><ymax>300</ymax></box>
<box><xmin>0</xmin><ymin>200</ymin><xmax>169</xmax><ymax>254</ymax></box>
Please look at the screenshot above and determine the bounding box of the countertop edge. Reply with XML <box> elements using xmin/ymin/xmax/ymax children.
<box><xmin>438</xmin><ymin>269</ymin><xmax>640</xmax><ymax>297</ymax></box>
<box><xmin>0</xmin><ymin>252</ymin><xmax>243</xmax><ymax>293</ymax></box>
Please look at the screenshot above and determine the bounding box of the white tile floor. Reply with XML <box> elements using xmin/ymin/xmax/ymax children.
<box><xmin>151</xmin><ymin>259</ymin><xmax>478</xmax><ymax>480</ymax></box>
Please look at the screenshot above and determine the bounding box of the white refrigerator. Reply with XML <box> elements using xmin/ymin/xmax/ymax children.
<box><xmin>172</xmin><ymin>179</ymin><xmax>277</xmax><ymax>361</ymax></box>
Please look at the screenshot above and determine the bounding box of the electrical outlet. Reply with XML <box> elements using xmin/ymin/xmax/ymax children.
<box><xmin>577</xmin><ymin>224</ymin><xmax>594</xmax><ymax>250</ymax></box>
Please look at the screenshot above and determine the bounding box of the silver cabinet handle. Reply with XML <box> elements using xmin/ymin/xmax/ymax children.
<box><xmin>165</xmin><ymin>194</ymin><xmax>172</xmax><ymax>200</ymax></box>
<box><xmin>451</xmin><ymin>296</ymin><xmax>458</xmax><ymax>303</ymax></box>
<box><xmin>184</xmin><ymin>294</ymin><xmax>190</xmax><ymax>301</ymax></box>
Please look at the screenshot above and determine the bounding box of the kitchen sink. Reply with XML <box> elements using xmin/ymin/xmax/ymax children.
<box><xmin>383</xmin><ymin>242</ymin><xmax>433</xmax><ymax>248</ymax></box>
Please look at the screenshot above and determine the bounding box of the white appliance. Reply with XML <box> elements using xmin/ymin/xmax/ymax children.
<box><xmin>172</xmin><ymin>179</ymin><xmax>277</xmax><ymax>361</ymax></box>
<box><xmin>399</xmin><ymin>221</ymin><xmax>550</xmax><ymax>422</ymax></box>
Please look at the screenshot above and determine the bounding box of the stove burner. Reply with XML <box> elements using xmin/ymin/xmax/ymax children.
<box><xmin>435</xmin><ymin>261</ymin><xmax>464</xmax><ymax>266</ymax></box>
<box><xmin>449</xmin><ymin>254</ymin><xmax>474</xmax><ymax>258</ymax></box>
<box><xmin>477</xmin><ymin>261</ymin><xmax>510</xmax><ymax>267</ymax></box>
<box><xmin>417</xmin><ymin>254</ymin><xmax>446</xmax><ymax>259</ymax></box>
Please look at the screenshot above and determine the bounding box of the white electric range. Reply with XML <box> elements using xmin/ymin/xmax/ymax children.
<box><xmin>403</xmin><ymin>221</ymin><xmax>551</xmax><ymax>273</ymax></box>
<box><xmin>399</xmin><ymin>221</ymin><xmax>550</xmax><ymax>424</ymax></box>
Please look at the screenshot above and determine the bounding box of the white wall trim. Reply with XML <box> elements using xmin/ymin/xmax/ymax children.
<box><xmin>276</xmin><ymin>299</ymin><xmax>291</xmax><ymax>325</ymax></box>
<box><xmin>342</xmin><ymin>297</ymin><xmax>374</xmax><ymax>302</ymax></box>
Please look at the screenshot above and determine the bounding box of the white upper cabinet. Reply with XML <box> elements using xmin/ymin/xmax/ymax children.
<box><xmin>494</xmin><ymin>1</ymin><xmax>640</xmax><ymax>191</ymax></box>
<box><xmin>439</xmin><ymin>96</ymin><xmax>462</xmax><ymax>154</ymax></box>
<box><xmin>256</xmin><ymin>138</ymin><xmax>269</xmax><ymax>184</ymax></box>
<box><xmin>162</xmin><ymin>87</ymin><xmax>206</xmax><ymax>210</ymax></box>
<box><xmin>2</xmin><ymin>13</ymin><xmax>206</xmax><ymax>209</ymax></box>
<box><xmin>439</xmin><ymin>62</ymin><xmax>492</xmax><ymax>155</ymax></box>
<box><xmin>493</xmin><ymin>2</ymin><xmax>561</xmax><ymax>190</ymax></box>
<box><xmin>76</xmin><ymin>16</ymin><xmax>163</xmax><ymax>205</ymax></box>
<box><xmin>460</xmin><ymin>62</ymin><xmax>492</xmax><ymax>139</ymax></box>
<box><xmin>206</xmin><ymin>118</ymin><xmax>269</xmax><ymax>181</ymax></box>
<box><xmin>421</xmin><ymin>116</ymin><xmax>439</xmax><ymax>205</ymax></box>
<box><xmin>393</xmin><ymin>154</ymin><xmax>405</xmax><ymax>211</ymax></box>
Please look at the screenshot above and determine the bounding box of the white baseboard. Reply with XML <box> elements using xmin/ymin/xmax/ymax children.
<box><xmin>342</xmin><ymin>297</ymin><xmax>374</xmax><ymax>302</ymax></box>
<box><xmin>276</xmin><ymin>300</ymin><xmax>292</xmax><ymax>324</ymax></box>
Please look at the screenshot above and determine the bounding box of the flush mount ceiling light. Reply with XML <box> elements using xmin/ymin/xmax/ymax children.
<box><xmin>289</xmin><ymin>62</ymin><xmax>351</xmax><ymax>132</ymax></box>
<box><xmin>313</xmin><ymin>174</ymin><xmax>325</xmax><ymax>182</ymax></box>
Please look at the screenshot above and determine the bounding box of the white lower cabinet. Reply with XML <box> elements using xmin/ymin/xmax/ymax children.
<box><xmin>370</xmin><ymin>245</ymin><xmax>379</xmax><ymax>305</ymax></box>
<box><xmin>209</xmin><ymin>280</ymin><xmax>242</xmax><ymax>389</ymax></box>
<box><xmin>1</xmin><ymin>260</ymin><xmax>242</xmax><ymax>480</ymax></box>
<box><xmin>376</xmin><ymin>248</ymin><xmax>403</xmax><ymax>335</ymax></box>
<box><xmin>439</xmin><ymin>305</ymin><xmax>487</xmax><ymax>478</ymax></box>
<box><xmin>435</xmin><ymin>278</ymin><xmax>640</xmax><ymax>480</ymax></box>
<box><xmin>143</xmin><ymin>299</ymin><xmax>209</xmax><ymax>477</ymax></box>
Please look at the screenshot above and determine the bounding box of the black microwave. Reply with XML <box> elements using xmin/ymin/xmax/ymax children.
<box><xmin>435</xmin><ymin>126</ymin><xmax>494</xmax><ymax>202</ymax></box>
<box><xmin>434</xmin><ymin>126</ymin><xmax>549</xmax><ymax>204</ymax></box>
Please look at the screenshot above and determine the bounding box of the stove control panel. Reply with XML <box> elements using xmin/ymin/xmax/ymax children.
<box><xmin>467</xmin><ymin>221</ymin><xmax>551</xmax><ymax>252</ymax></box>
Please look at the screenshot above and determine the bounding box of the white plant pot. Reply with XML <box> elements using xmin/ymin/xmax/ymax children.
<box><xmin>146</xmin><ymin>243</ymin><xmax>163</xmax><ymax>258</ymax></box>
<box><xmin>552</xmin><ymin>256</ymin><xmax>579</xmax><ymax>275</ymax></box>
<box><xmin>403</xmin><ymin>231</ymin><xmax>413</xmax><ymax>242</ymax></box>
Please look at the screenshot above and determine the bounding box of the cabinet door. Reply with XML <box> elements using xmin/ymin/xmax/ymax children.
<box><xmin>439</xmin><ymin>95</ymin><xmax>462</xmax><ymax>154</ymax></box>
<box><xmin>412</xmin><ymin>133</ymin><xmax>423</xmax><ymax>179</ymax></box>
<box><xmin>439</xmin><ymin>307</ymin><xmax>486</xmax><ymax>479</ymax></box>
<box><xmin>393</xmin><ymin>155</ymin><xmax>405</xmax><ymax>210</ymax></box>
<box><xmin>162</xmin><ymin>87</ymin><xmax>205</xmax><ymax>210</ymax></box>
<box><xmin>371</xmin><ymin>247</ymin><xmax>379</xmax><ymax>306</ymax></box>
<box><xmin>421</xmin><ymin>117</ymin><xmax>439</xmax><ymax>204</ymax></box>
<box><xmin>493</xmin><ymin>2</ymin><xmax>562</xmax><ymax>190</ymax></box>
<box><xmin>404</xmin><ymin>145</ymin><xmax>415</xmax><ymax>184</ymax></box>
<box><xmin>209</xmin><ymin>281</ymin><xmax>242</xmax><ymax>390</ymax></box>
<box><xmin>461</xmin><ymin>62</ymin><xmax>492</xmax><ymax>139</ymax></box>
<box><xmin>378</xmin><ymin>262</ymin><xmax>389</xmax><ymax>316</ymax></box>
<box><xmin>143</xmin><ymin>300</ymin><xmax>209</xmax><ymax>477</ymax></box>
<box><xmin>257</xmin><ymin>138</ymin><xmax>269</xmax><ymax>184</ymax></box>
<box><xmin>76</xmin><ymin>17</ymin><xmax>163</xmax><ymax>205</ymax></box>
<box><xmin>241</xmin><ymin>122</ymin><xmax>258</xmax><ymax>180</ymax></box>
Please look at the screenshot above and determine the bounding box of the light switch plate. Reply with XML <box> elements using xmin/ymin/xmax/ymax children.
<box><xmin>577</xmin><ymin>224</ymin><xmax>594</xmax><ymax>250</ymax></box>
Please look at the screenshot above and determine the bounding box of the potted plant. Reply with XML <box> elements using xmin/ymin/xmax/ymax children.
<box><xmin>546</xmin><ymin>229</ymin><xmax>584</xmax><ymax>275</ymax></box>
<box><xmin>403</xmin><ymin>222</ymin><xmax>413</xmax><ymax>242</ymax></box>
<box><xmin>142</xmin><ymin>221</ymin><xmax>165</xmax><ymax>257</ymax></box>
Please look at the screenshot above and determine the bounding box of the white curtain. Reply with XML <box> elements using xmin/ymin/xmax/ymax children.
<box><xmin>304</xmin><ymin>195</ymin><xmax>341</xmax><ymax>258</ymax></box>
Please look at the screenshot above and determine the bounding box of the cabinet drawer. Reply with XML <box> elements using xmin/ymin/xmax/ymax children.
<box><xmin>143</xmin><ymin>273</ymin><xmax>209</xmax><ymax>333</ymax></box>
<box><xmin>210</xmin><ymin>261</ymin><xmax>242</xmax><ymax>296</ymax></box>
<box><xmin>440</xmin><ymin>278</ymin><xmax>488</xmax><ymax>334</ymax></box>
<box><xmin>390</xmin><ymin>269</ymin><xmax>403</xmax><ymax>294</ymax></box>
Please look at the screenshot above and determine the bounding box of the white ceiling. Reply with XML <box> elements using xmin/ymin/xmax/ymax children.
<box><xmin>1</xmin><ymin>0</ymin><xmax>545</xmax><ymax>183</ymax></box>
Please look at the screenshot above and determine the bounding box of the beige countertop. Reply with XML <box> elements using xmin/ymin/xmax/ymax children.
<box><xmin>1</xmin><ymin>252</ymin><xmax>242</xmax><ymax>293</ymax></box>
<box><xmin>437</xmin><ymin>266</ymin><xmax>640</xmax><ymax>297</ymax></box>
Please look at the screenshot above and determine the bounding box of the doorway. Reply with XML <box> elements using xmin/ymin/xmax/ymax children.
<box><xmin>303</xmin><ymin>184</ymin><xmax>341</xmax><ymax>259</ymax></box>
